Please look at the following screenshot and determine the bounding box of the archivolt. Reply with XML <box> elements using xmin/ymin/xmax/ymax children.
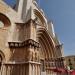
<box><xmin>37</xmin><ymin>28</ymin><xmax>56</xmax><ymax>59</ymax></box>
<box><xmin>34</xmin><ymin>9</ymin><xmax>47</xmax><ymax>26</ymax></box>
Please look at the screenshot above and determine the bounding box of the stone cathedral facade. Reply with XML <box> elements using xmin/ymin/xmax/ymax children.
<box><xmin>0</xmin><ymin>0</ymin><xmax>64</xmax><ymax>75</ymax></box>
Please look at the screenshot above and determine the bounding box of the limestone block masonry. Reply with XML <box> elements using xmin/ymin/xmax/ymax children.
<box><xmin>0</xmin><ymin>0</ymin><xmax>64</xmax><ymax>75</ymax></box>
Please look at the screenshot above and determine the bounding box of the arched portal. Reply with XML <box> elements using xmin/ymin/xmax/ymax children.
<box><xmin>37</xmin><ymin>27</ymin><xmax>56</xmax><ymax>72</ymax></box>
<box><xmin>37</xmin><ymin>28</ymin><xmax>55</xmax><ymax>59</ymax></box>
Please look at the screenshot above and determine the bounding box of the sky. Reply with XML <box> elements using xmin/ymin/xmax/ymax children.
<box><xmin>4</xmin><ymin>0</ymin><xmax>75</xmax><ymax>56</ymax></box>
<box><xmin>4</xmin><ymin>0</ymin><xmax>16</xmax><ymax>7</ymax></box>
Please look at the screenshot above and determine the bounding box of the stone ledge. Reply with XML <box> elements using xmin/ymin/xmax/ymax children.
<box><xmin>3</xmin><ymin>61</ymin><xmax>41</xmax><ymax>65</ymax></box>
<box><xmin>8</xmin><ymin>39</ymin><xmax>39</xmax><ymax>48</ymax></box>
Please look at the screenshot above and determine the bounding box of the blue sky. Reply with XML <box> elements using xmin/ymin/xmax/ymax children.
<box><xmin>39</xmin><ymin>0</ymin><xmax>75</xmax><ymax>56</ymax></box>
<box><xmin>4</xmin><ymin>0</ymin><xmax>75</xmax><ymax>56</ymax></box>
<box><xmin>4</xmin><ymin>0</ymin><xmax>16</xmax><ymax>7</ymax></box>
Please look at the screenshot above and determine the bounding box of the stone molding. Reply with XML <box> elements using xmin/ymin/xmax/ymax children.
<box><xmin>8</xmin><ymin>39</ymin><xmax>39</xmax><ymax>48</ymax></box>
<box><xmin>3</xmin><ymin>61</ymin><xmax>41</xmax><ymax>65</ymax></box>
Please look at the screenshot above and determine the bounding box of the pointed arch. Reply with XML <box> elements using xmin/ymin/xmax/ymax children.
<box><xmin>34</xmin><ymin>9</ymin><xmax>47</xmax><ymax>27</ymax></box>
<box><xmin>37</xmin><ymin>27</ymin><xmax>56</xmax><ymax>60</ymax></box>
